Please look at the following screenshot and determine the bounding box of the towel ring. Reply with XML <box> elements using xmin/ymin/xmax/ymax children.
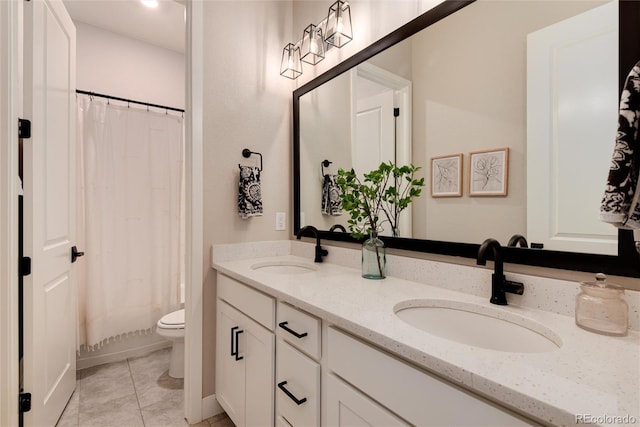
<box><xmin>241</xmin><ymin>148</ymin><xmax>263</xmax><ymax>171</ymax></box>
<box><xmin>321</xmin><ymin>159</ymin><xmax>332</xmax><ymax>177</ymax></box>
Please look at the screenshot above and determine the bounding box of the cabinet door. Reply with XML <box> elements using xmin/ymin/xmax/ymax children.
<box><xmin>326</xmin><ymin>374</ymin><xmax>408</xmax><ymax>427</ymax></box>
<box><xmin>244</xmin><ymin>312</ymin><xmax>275</xmax><ymax>427</ymax></box>
<box><xmin>216</xmin><ymin>300</ymin><xmax>246</xmax><ymax>427</ymax></box>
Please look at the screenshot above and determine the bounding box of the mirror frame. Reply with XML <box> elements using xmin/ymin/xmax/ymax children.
<box><xmin>293</xmin><ymin>0</ymin><xmax>640</xmax><ymax>278</ymax></box>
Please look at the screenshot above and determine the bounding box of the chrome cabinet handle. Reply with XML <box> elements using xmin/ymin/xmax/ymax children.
<box><xmin>278</xmin><ymin>321</ymin><xmax>308</xmax><ymax>339</ymax></box>
<box><xmin>277</xmin><ymin>381</ymin><xmax>307</xmax><ymax>405</ymax></box>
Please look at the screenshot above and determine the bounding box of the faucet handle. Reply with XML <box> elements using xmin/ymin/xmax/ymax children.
<box><xmin>504</xmin><ymin>280</ymin><xmax>524</xmax><ymax>295</ymax></box>
<box><xmin>314</xmin><ymin>246</ymin><xmax>328</xmax><ymax>263</ymax></box>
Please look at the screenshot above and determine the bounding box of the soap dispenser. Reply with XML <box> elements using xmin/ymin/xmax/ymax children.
<box><xmin>575</xmin><ymin>273</ymin><xmax>628</xmax><ymax>336</ymax></box>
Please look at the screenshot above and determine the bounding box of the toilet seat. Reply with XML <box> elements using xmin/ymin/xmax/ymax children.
<box><xmin>157</xmin><ymin>308</ymin><xmax>185</xmax><ymax>330</ymax></box>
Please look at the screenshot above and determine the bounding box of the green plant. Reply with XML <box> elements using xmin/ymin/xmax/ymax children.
<box><xmin>336</xmin><ymin>162</ymin><xmax>425</xmax><ymax>239</ymax></box>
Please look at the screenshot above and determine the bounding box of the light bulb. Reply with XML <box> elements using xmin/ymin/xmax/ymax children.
<box><xmin>141</xmin><ymin>0</ymin><xmax>158</xmax><ymax>8</ymax></box>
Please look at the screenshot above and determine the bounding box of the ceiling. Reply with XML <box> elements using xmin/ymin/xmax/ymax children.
<box><xmin>63</xmin><ymin>0</ymin><xmax>186</xmax><ymax>53</ymax></box>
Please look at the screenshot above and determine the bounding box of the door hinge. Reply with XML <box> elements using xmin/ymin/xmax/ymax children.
<box><xmin>18</xmin><ymin>119</ymin><xmax>31</xmax><ymax>139</ymax></box>
<box><xmin>19</xmin><ymin>392</ymin><xmax>31</xmax><ymax>413</ymax></box>
<box><xmin>393</xmin><ymin>108</ymin><xmax>400</xmax><ymax>117</ymax></box>
<box><xmin>21</xmin><ymin>257</ymin><xmax>31</xmax><ymax>276</ymax></box>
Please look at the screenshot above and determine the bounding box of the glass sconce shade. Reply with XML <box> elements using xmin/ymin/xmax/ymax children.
<box><xmin>301</xmin><ymin>24</ymin><xmax>325</xmax><ymax>65</ymax></box>
<box><xmin>280</xmin><ymin>43</ymin><xmax>302</xmax><ymax>80</ymax></box>
<box><xmin>325</xmin><ymin>0</ymin><xmax>352</xmax><ymax>48</ymax></box>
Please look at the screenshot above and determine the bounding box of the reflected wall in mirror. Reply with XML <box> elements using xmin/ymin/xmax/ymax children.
<box><xmin>294</xmin><ymin>0</ymin><xmax>640</xmax><ymax>275</ymax></box>
<box><xmin>298</xmin><ymin>0</ymin><xmax>618</xmax><ymax>252</ymax></box>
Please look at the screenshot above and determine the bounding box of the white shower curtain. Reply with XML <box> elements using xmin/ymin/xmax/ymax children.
<box><xmin>76</xmin><ymin>96</ymin><xmax>184</xmax><ymax>350</ymax></box>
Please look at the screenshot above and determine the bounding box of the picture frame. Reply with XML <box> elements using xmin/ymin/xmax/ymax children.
<box><xmin>469</xmin><ymin>148</ymin><xmax>509</xmax><ymax>196</ymax></box>
<box><xmin>430</xmin><ymin>154</ymin><xmax>463</xmax><ymax>197</ymax></box>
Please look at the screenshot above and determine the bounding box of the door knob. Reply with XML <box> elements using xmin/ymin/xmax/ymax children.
<box><xmin>71</xmin><ymin>246</ymin><xmax>85</xmax><ymax>263</ymax></box>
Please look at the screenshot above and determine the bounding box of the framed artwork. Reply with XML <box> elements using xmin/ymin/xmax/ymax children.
<box><xmin>469</xmin><ymin>148</ymin><xmax>509</xmax><ymax>196</ymax></box>
<box><xmin>430</xmin><ymin>154</ymin><xmax>463</xmax><ymax>197</ymax></box>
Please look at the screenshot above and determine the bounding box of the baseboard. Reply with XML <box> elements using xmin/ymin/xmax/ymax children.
<box><xmin>76</xmin><ymin>338</ymin><xmax>172</xmax><ymax>370</ymax></box>
<box><xmin>202</xmin><ymin>395</ymin><xmax>224</xmax><ymax>420</ymax></box>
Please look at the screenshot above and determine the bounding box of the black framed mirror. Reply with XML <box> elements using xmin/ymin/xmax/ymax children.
<box><xmin>293</xmin><ymin>0</ymin><xmax>640</xmax><ymax>278</ymax></box>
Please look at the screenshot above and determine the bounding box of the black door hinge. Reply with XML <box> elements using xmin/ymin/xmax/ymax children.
<box><xmin>393</xmin><ymin>108</ymin><xmax>400</xmax><ymax>117</ymax></box>
<box><xmin>18</xmin><ymin>119</ymin><xmax>31</xmax><ymax>139</ymax></box>
<box><xmin>19</xmin><ymin>392</ymin><xmax>31</xmax><ymax>413</ymax></box>
<box><xmin>21</xmin><ymin>257</ymin><xmax>31</xmax><ymax>276</ymax></box>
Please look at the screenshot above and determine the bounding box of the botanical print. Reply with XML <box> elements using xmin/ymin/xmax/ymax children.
<box><xmin>469</xmin><ymin>148</ymin><xmax>509</xmax><ymax>196</ymax></box>
<box><xmin>431</xmin><ymin>154</ymin><xmax>462</xmax><ymax>197</ymax></box>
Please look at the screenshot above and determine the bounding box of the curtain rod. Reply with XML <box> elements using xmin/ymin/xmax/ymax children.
<box><xmin>76</xmin><ymin>90</ymin><xmax>185</xmax><ymax>113</ymax></box>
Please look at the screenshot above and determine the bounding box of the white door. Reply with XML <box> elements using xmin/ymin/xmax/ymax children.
<box><xmin>527</xmin><ymin>1</ymin><xmax>618</xmax><ymax>255</ymax></box>
<box><xmin>243</xmin><ymin>313</ymin><xmax>274</xmax><ymax>427</ymax></box>
<box><xmin>22</xmin><ymin>0</ymin><xmax>77</xmax><ymax>425</ymax></box>
<box><xmin>354</xmin><ymin>90</ymin><xmax>395</xmax><ymax>175</ymax></box>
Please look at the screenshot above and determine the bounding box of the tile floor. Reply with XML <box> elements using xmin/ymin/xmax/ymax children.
<box><xmin>56</xmin><ymin>348</ymin><xmax>234</xmax><ymax>427</ymax></box>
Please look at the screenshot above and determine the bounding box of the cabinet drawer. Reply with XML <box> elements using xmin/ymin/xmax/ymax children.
<box><xmin>217</xmin><ymin>273</ymin><xmax>275</xmax><ymax>330</ymax></box>
<box><xmin>277</xmin><ymin>302</ymin><xmax>321</xmax><ymax>359</ymax></box>
<box><xmin>327</xmin><ymin>327</ymin><xmax>537</xmax><ymax>426</ymax></box>
<box><xmin>276</xmin><ymin>340</ymin><xmax>320</xmax><ymax>427</ymax></box>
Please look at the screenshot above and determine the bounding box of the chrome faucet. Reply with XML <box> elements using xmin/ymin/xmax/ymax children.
<box><xmin>296</xmin><ymin>225</ymin><xmax>328</xmax><ymax>263</ymax></box>
<box><xmin>477</xmin><ymin>238</ymin><xmax>524</xmax><ymax>305</ymax></box>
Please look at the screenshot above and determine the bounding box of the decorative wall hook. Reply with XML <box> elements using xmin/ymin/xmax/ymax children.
<box><xmin>321</xmin><ymin>159</ymin><xmax>332</xmax><ymax>177</ymax></box>
<box><xmin>241</xmin><ymin>148</ymin><xmax>263</xmax><ymax>171</ymax></box>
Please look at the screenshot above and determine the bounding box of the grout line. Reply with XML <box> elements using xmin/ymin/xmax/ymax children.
<box><xmin>127</xmin><ymin>358</ymin><xmax>146</xmax><ymax>426</ymax></box>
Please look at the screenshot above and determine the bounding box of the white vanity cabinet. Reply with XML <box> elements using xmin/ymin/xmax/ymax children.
<box><xmin>327</xmin><ymin>327</ymin><xmax>540</xmax><ymax>426</ymax></box>
<box><xmin>216</xmin><ymin>274</ymin><xmax>275</xmax><ymax>427</ymax></box>
<box><xmin>213</xmin><ymin>271</ymin><xmax>542</xmax><ymax>427</ymax></box>
<box><xmin>275</xmin><ymin>302</ymin><xmax>321</xmax><ymax>427</ymax></box>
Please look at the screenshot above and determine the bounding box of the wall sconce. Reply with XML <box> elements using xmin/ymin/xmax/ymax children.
<box><xmin>280</xmin><ymin>43</ymin><xmax>302</xmax><ymax>80</ymax></box>
<box><xmin>280</xmin><ymin>1</ymin><xmax>353</xmax><ymax>79</ymax></box>
<box><xmin>301</xmin><ymin>24</ymin><xmax>325</xmax><ymax>65</ymax></box>
<box><xmin>325</xmin><ymin>0</ymin><xmax>352</xmax><ymax>48</ymax></box>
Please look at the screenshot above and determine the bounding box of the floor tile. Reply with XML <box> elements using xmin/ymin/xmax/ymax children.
<box><xmin>140</xmin><ymin>398</ymin><xmax>188</xmax><ymax>427</ymax></box>
<box><xmin>79</xmin><ymin>360</ymin><xmax>136</xmax><ymax>406</ymax></box>
<box><xmin>58</xmin><ymin>348</ymin><xmax>196</xmax><ymax>427</ymax></box>
<box><xmin>208</xmin><ymin>413</ymin><xmax>234</xmax><ymax>427</ymax></box>
<box><xmin>129</xmin><ymin>348</ymin><xmax>183</xmax><ymax>409</ymax></box>
<box><xmin>78</xmin><ymin>393</ymin><xmax>144</xmax><ymax>427</ymax></box>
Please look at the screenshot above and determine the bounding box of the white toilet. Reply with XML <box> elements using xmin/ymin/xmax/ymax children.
<box><xmin>156</xmin><ymin>308</ymin><xmax>185</xmax><ymax>379</ymax></box>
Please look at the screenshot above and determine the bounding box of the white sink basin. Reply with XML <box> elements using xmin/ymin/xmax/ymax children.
<box><xmin>394</xmin><ymin>300</ymin><xmax>561</xmax><ymax>353</ymax></box>
<box><xmin>250</xmin><ymin>260</ymin><xmax>319</xmax><ymax>275</ymax></box>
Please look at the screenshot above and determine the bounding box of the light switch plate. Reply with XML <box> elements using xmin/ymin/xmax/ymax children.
<box><xmin>276</xmin><ymin>212</ymin><xmax>286</xmax><ymax>230</ymax></box>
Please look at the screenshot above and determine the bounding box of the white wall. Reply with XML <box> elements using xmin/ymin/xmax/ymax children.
<box><xmin>75</xmin><ymin>22</ymin><xmax>185</xmax><ymax>110</ymax></box>
<box><xmin>299</xmin><ymin>72</ymin><xmax>352</xmax><ymax>230</ymax></box>
<box><xmin>201</xmin><ymin>0</ymin><xmax>294</xmax><ymax>397</ymax></box>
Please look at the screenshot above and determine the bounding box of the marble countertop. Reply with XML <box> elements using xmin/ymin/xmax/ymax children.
<box><xmin>212</xmin><ymin>253</ymin><xmax>640</xmax><ymax>427</ymax></box>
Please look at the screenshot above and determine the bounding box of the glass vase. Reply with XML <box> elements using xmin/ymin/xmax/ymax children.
<box><xmin>362</xmin><ymin>234</ymin><xmax>386</xmax><ymax>279</ymax></box>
